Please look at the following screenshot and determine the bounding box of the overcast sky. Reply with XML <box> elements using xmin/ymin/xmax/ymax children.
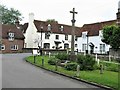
<box><xmin>1</xmin><ymin>0</ymin><xmax>119</xmax><ymax>27</ymax></box>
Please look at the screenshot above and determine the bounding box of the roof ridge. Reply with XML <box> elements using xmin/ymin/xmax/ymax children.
<box><xmin>84</xmin><ymin>19</ymin><xmax>116</xmax><ymax>26</ymax></box>
<box><xmin>34</xmin><ymin>19</ymin><xmax>80</xmax><ymax>28</ymax></box>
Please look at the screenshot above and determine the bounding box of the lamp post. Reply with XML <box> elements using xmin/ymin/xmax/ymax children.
<box><xmin>39</xmin><ymin>26</ymin><xmax>43</xmax><ymax>56</ymax></box>
<box><xmin>86</xmin><ymin>34</ymin><xmax>88</xmax><ymax>54</ymax></box>
<box><xmin>40</xmin><ymin>26</ymin><xmax>43</xmax><ymax>48</ymax></box>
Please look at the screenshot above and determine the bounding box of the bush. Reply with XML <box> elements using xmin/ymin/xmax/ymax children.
<box><xmin>100</xmin><ymin>61</ymin><xmax>118</xmax><ymax>72</ymax></box>
<box><xmin>65</xmin><ymin>63</ymin><xmax>78</xmax><ymax>71</ymax></box>
<box><xmin>55</xmin><ymin>53</ymin><xmax>69</xmax><ymax>61</ymax></box>
<box><xmin>77</xmin><ymin>54</ymin><xmax>95</xmax><ymax>70</ymax></box>
<box><xmin>93</xmin><ymin>64</ymin><xmax>100</xmax><ymax>70</ymax></box>
<box><xmin>48</xmin><ymin>57</ymin><xmax>59</xmax><ymax>65</ymax></box>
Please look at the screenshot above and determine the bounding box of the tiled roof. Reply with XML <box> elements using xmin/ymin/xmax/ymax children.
<box><xmin>79</xmin><ymin>20</ymin><xmax>117</xmax><ymax>37</ymax></box>
<box><xmin>23</xmin><ymin>20</ymin><xmax>81</xmax><ymax>36</ymax></box>
<box><xmin>0</xmin><ymin>24</ymin><xmax>25</xmax><ymax>39</ymax></box>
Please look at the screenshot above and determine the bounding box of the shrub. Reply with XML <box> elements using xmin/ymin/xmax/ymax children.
<box><xmin>65</xmin><ymin>63</ymin><xmax>78</xmax><ymax>71</ymax></box>
<box><xmin>77</xmin><ymin>54</ymin><xmax>95</xmax><ymax>70</ymax></box>
<box><xmin>93</xmin><ymin>64</ymin><xmax>100</xmax><ymax>70</ymax></box>
<box><xmin>48</xmin><ymin>57</ymin><xmax>59</xmax><ymax>65</ymax></box>
<box><xmin>100</xmin><ymin>61</ymin><xmax>118</xmax><ymax>72</ymax></box>
<box><xmin>55</xmin><ymin>53</ymin><xmax>69</xmax><ymax>61</ymax></box>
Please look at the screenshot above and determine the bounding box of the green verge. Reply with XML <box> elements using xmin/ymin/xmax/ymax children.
<box><xmin>25</xmin><ymin>55</ymin><xmax>118</xmax><ymax>90</ymax></box>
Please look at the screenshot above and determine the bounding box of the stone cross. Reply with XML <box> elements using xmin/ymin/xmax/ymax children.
<box><xmin>70</xmin><ymin>8</ymin><xmax>78</xmax><ymax>55</ymax></box>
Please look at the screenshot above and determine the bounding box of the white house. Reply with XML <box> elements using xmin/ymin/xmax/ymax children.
<box><xmin>77</xmin><ymin>20</ymin><xmax>116</xmax><ymax>54</ymax></box>
<box><xmin>23</xmin><ymin>13</ymin><xmax>80</xmax><ymax>51</ymax></box>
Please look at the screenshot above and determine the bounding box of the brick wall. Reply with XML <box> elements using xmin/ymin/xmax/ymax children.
<box><xmin>1</xmin><ymin>39</ymin><xmax>24</xmax><ymax>53</ymax></box>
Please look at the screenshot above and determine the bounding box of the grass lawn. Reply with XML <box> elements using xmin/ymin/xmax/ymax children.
<box><xmin>25</xmin><ymin>55</ymin><xmax>119</xmax><ymax>90</ymax></box>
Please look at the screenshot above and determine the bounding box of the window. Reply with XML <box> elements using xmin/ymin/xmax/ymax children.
<box><xmin>11</xmin><ymin>45</ymin><xmax>18</xmax><ymax>50</ymax></box>
<box><xmin>56</xmin><ymin>35</ymin><xmax>59</xmax><ymax>40</ymax></box>
<box><xmin>60</xmin><ymin>26</ymin><xmax>64</xmax><ymax>31</ymax></box>
<box><xmin>8</xmin><ymin>33</ymin><xmax>14</xmax><ymax>41</ymax></box>
<box><xmin>0</xmin><ymin>44</ymin><xmax>5</xmax><ymax>50</ymax></box>
<box><xmin>75</xmin><ymin>44</ymin><xmax>77</xmax><ymax>47</ymax></box>
<box><xmin>75</xmin><ymin>36</ymin><xmax>77</xmax><ymax>41</ymax></box>
<box><xmin>82</xmin><ymin>44</ymin><xmax>87</xmax><ymax>51</ymax></box>
<box><xmin>99</xmin><ymin>30</ymin><xmax>103</xmax><ymax>38</ymax></box>
<box><xmin>45</xmin><ymin>33</ymin><xmax>50</xmax><ymax>39</ymax></box>
<box><xmin>65</xmin><ymin>35</ymin><xmax>68</xmax><ymax>40</ymax></box>
<box><xmin>64</xmin><ymin>43</ymin><xmax>69</xmax><ymax>49</ymax></box>
<box><xmin>82</xmin><ymin>32</ymin><xmax>87</xmax><ymax>38</ymax></box>
<box><xmin>44</xmin><ymin>43</ymin><xmax>50</xmax><ymax>49</ymax></box>
<box><xmin>47</xmin><ymin>24</ymin><xmax>51</xmax><ymax>31</ymax></box>
<box><xmin>100</xmin><ymin>44</ymin><xmax>105</xmax><ymax>53</ymax></box>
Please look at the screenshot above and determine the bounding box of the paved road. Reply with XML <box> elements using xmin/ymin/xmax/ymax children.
<box><xmin>2</xmin><ymin>53</ymin><xmax>104</xmax><ymax>89</ymax></box>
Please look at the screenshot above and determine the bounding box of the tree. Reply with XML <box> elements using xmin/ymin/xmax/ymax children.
<box><xmin>46</xmin><ymin>19</ymin><xmax>58</xmax><ymax>23</ymax></box>
<box><xmin>102</xmin><ymin>25</ymin><xmax>120</xmax><ymax>50</ymax></box>
<box><xmin>0</xmin><ymin>5</ymin><xmax>23</xmax><ymax>25</ymax></box>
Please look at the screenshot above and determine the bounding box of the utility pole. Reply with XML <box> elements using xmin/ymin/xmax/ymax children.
<box><xmin>70</xmin><ymin>8</ymin><xmax>78</xmax><ymax>55</ymax></box>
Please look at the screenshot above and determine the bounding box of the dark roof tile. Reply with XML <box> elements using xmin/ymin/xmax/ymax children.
<box><xmin>1</xmin><ymin>24</ymin><xmax>25</xmax><ymax>39</ymax></box>
<box><xmin>79</xmin><ymin>20</ymin><xmax>117</xmax><ymax>37</ymax></box>
<box><xmin>23</xmin><ymin>20</ymin><xmax>81</xmax><ymax>36</ymax></box>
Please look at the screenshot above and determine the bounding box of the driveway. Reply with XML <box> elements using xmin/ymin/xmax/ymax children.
<box><xmin>2</xmin><ymin>53</ymin><xmax>105</xmax><ymax>89</ymax></box>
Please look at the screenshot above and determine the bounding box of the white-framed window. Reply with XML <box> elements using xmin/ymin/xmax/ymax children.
<box><xmin>55</xmin><ymin>35</ymin><xmax>59</xmax><ymax>40</ymax></box>
<box><xmin>64</xmin><ymin>43</ymin><xmax>69</xmax><ymax>49</ymax></box>
<box><xmin>44</xmin><ymin>43</ymin><xmax>50</xmax><ymax>49</ymax></box>
<box><xmin>47</xmin><ymin>24</ymin><xmax>51</xmax><ymax>31</ymax></box>
<box><xmin>100</xmin><ymin>44</ymin><xmax>105</xmax><ymax>53</ymax></box>
<box><xmin>82</xmin><ymin>44</ymin><xmax>87</xmax><ymax>51</ymax></box>
<box><xmin>99</xmin><ymin>30</ymin><xmax>103</xmax><ymax>38</ymax></box>
<box><xmin>65</xmin><ymin>35</ymin><xmax>68</xmax><ymax>40</ymax></box>
<box><xmin>45</xmin><ymin>33</ymin><xmax>50</xmax><ymax>39</ymax></box>
<box><xmin>82</xmin><ymin>32</ymin><xmax>87</xmax><ymax>38</ymax></box>
<box><xmin>75</xmin><ymin>44</ymin><xmax>77</xmax><ymax>47</ymax></box>
<box><xmin>11</xmin><ymin>45</ymin><xmax>18</xmax><ymax>50</ymax></box>
<box><xmin>0</xmin><ymin>44</ymin><xmax>5</xmax><ymax>50</ymax></box>
<box><xmin>60</xmin><ymin>26</ymin><xmax>64</xmax><ymax>31</ymax></box>
<box><xmin>8</xmin><ymin>33</ymin><xmax>14</xmax><ymax>41</ymax></box>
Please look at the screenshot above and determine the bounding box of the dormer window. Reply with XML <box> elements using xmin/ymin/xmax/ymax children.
<box><xmin>8</xmin><ymin>33</ymin><xmax>14</xmax><ymax>41</ymax></box>
<box><xmin>47</xmin><ymin>24</ymin><xmax>51</xmax><ymax>31</ymax></box>
<box><xmin>99</xmin><ymin>30</ymin><xmax>103</xmax><ymax>38</ymax></box>
<box><xmin>82</xmin><ymin>32</ymin><xmax>87</xmax><ymax>38</ymax></box>
<box><xmin>65</xmin><ymin>35</ymin><xmax>68</xmax><ymax>40</ymax></box>
<box><xmin>60</xmin><ymin>26</ymin><xmax>64</xmax><ymax>31</ymax></box>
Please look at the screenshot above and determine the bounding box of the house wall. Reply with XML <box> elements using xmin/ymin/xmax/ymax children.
<box><xmin>77</xmin><ymin>31</ymin><xmax>110</xmax><ymax>54</ymax></box>
<box><xmin>36</xmin><ymin>32</ymin><xmax>78</xmax><ymax>50</ymax></box>
<box><xmin>24</xmin><ymin>13</ymin><xmax>78</xmax><ymax>51</ymax></box>
<box><xmin>1</xmin><ymin>39</ymin><xmax>24</xmax><ymax>53</ymax></box>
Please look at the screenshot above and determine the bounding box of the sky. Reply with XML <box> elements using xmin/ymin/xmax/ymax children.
<box><xmin>0</xmin><ymin>0</ymin><xmax>119</xmax><ymax>27</ymax></box>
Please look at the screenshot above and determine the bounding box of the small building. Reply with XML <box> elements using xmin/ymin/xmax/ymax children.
<box><xmin>77</xmin><ymin>20</ymin><xmax>116</xmax><ymax>54</ymax></box>
<box><xmin>23</xmin><ymin>13</ymin><xmax>80</xmax><ymax>51</ymax></box>
<box><xmin>0</xmin><ymin>24</ymin><xmax>25</xmax><ymax>53</ymax></box>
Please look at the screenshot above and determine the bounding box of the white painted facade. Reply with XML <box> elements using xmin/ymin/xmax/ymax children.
<box><xmin>24</xmin><ymin>13</ymin><xmax>78</xmax><ymax>50</ymax></box>
<box><xmin>77</xmin><ymin>30</ymin><xmax>110</xmax><ymax>54</ymax></box>
<box><xmin>24</xmin><ymin>13</ymin><xmax>38</xmax><ymax>48</ymax></box>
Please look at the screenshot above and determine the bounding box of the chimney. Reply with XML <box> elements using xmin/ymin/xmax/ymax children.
<box><xmin>117</xmin><ymin>1</ymin><xmax>120</xmax><ymax>26</ymax></box>
<box><xmin>15</xmin><ymin>17</ymin><xmax>20</xmax><ymax>29</ymax></box>
<box><xmin>29</xmin><ymin>13</ymin><xmax>34</xmax><ymax>23</ymax></box>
